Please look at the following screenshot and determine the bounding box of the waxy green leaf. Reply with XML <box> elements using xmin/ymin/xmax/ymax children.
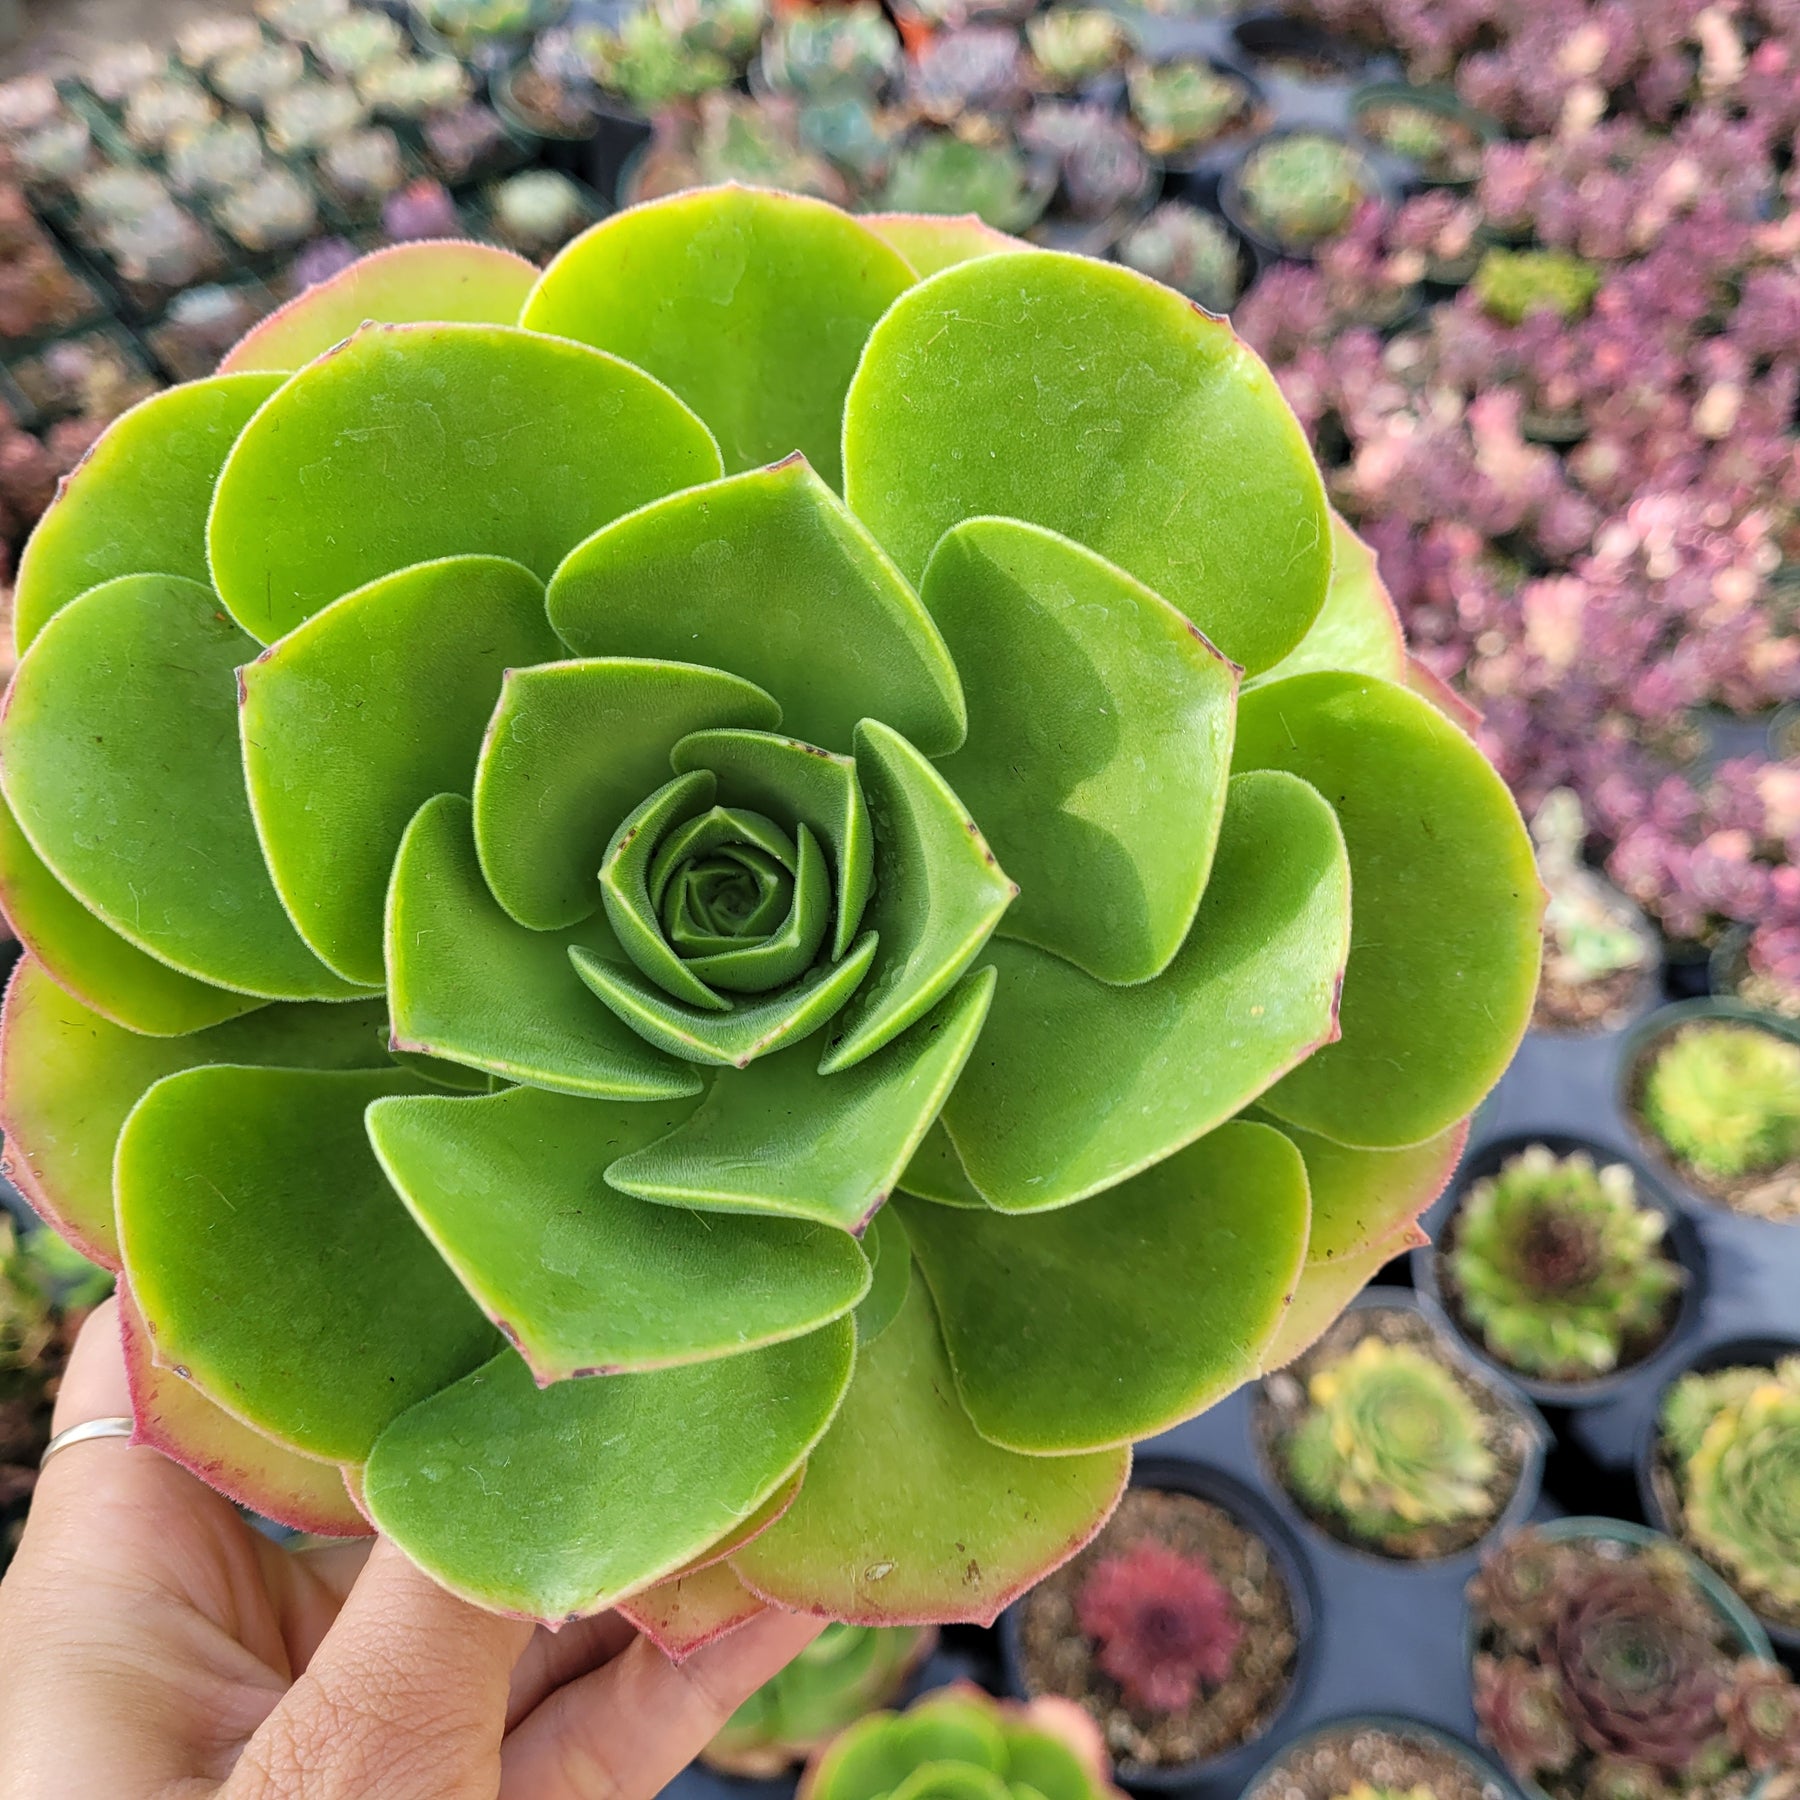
<box><xmin>844</xmin><ymin>251</ymin><xmax>1330</xmax><ymax>675</ymax></box>
<box><xmin>673</xmin><ymin>729</ymin><xmax>874</xmax><ymax>961</ymax></box>
<box><xmin>121</xmin><ymin>1283</ymin><xmax>369</xmax><ymax>1537</ymax></box>
<box><xmin>856</xmin><ymin>1202</ymin><xmax>913</xmax><ymax>1345</ymax></box>
<box><xmin>818</xmin><ymin>722</ymin><xmax>1013</xmax><ymax>1074</ymax></box>
<box><xmin>0</xmin><ymin>957</ymin><xmax>388</xmax><ymax>1267</ymax></box>
<box><xmin>862</xmin><ymin>213</ymin><xmax>1031</xmax><ymax>277</ymax></box>
<box><xmin>364</xmin><ymin>1319</ymin><xmax>856</xmax><ymax>1619</ymax></box>
<box><xmin>548</xmin><ymin>459</ymin><xmax>965</xmax><ymax>758</ymax></box>
<box><xmin>1</xmin><ymin>575</ymin><xmax>370</xmax><ymax>1001</ymax></box>
<box><xmin>208</xmin><ymin>323</ymin><xmax>722</xmax><ymax>643</ymax></box>
<box><xmin>942</xmin><ymin>770</ymin><xmax>1350</xmax><ymax>1209</ymax></box>
<box><xmin>522</xmin><ymin>187</ymin><xmax>915</xmax><ymax>487</ymax></box>
<box><xmin>923</xmin><ymin>518</ymin><xmax>1237</xmax><ymax>986</ymax></box>
<box><xmin>571</xmin><ymin>932</ymin><xmax>880</xmax><ymax>1068</ymax></box>
<box><xmin>1257</xmin><ymin>1111</ymin><xmax>1467</xmax><ymax>1369</ymax></box>
<box><xmin>366</xmin><ymin>1083</ymin><xmax>870</xmax><ymax>1379</ymax></box>
<box><xmin>1249</xmin><ymin>511</ymin><xmax>1406</xmax><ymax>690</ymax></box>
<box><xmin>615</xmin><ymin>1561</ymin><xmax>767</xmax><ymax>1661</ymax></box>
<box><xmin>599</xmin><ymin>771</ymin><xmax>728</xmax><ymax>1010</ymax></box>
<box><xmin>118</xmin><ymin>1065</ymin><xmax>500</xmax><ymax>1460</ymax></box>
<box><xmin>606</xmin><ymin>968</ymin><xmax>994</xmax><ymax>1229</ymax></box>
<box><xmin>0</xmin><ymin>793</ymin><xmax>263</xmax><ymax>1036</ymax></box>
<box><xmin>474</xmin><ymin>660</ymin><xmax>780</xmax><ymax>931</ymax></box>
<box><xmin>243</xmin><ymin>555</ymin><xmax>563</xmax><ymax>986</ymax></box>
<box><xmin>897</xmin><ymin>1122</ymin><xmax>986</xmax><ymax>1209</ymax></box>
<box><xmin>676</xmin><ymin>822</ymin><xmax>831</xmax><ymax>994</ymax></box>
<box><xmin>13</xmin><ymin>373</ymin><xmax>280</xmax><ymax>655</ymax></box>
<box><xmin>220</xmin><ymin>240</ymin><xmax>538</xmax><ymax>374</ymax></box>
<box><xmin>388</xmin><ymin>795</ymin><xmax>701</xmax><ymax>1100</ymax></box>
<box><xmin>1235</xmin><ymin>672</ymin><xmax>1541</xmax><ymax>1148</ymax></box>
<box><xmin>733</xmin><ymin>1280</ymin><xmax>1127</xmax><ymax>1625</ymax></box>
<box><xmin>900</xmin><ymin>1120</ymin><xmax>1308</xmax><ymax>1452</ymax></box>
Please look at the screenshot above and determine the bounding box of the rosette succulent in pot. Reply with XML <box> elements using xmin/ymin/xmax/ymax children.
<box><xmin>0</xmin><ymin>186</ymin><xmax>1540</xmax><ymax>1631</ymax></box>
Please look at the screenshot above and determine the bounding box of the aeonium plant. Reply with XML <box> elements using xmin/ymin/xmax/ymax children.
<box><xmin>0</xmin><ymin>186</ymin><xmax>1541</xmax><ymax>1635</ymax></box>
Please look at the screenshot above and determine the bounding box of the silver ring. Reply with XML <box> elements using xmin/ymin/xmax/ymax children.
<box><xmin>39</xmin><ymin>1416</ymin><xmax>136</xmax><ymax>1469</ymax></box>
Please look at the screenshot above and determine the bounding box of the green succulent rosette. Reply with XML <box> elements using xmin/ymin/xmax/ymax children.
<box><xmin>0</xmin><ymin>188</ymin><xmax>1540</xmax><ymax>1628</ymax></box>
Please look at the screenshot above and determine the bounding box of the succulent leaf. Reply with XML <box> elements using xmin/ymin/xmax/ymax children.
<box><xmin>856</xmin><ymin>1205</ymin><xmax>914</xmax><ymax>1346</ymax></box>
<box><xmin>117</xmin><ymin>1065</ymin><xmax>501</xmax><ymax>1460</ymax></box>
<box><xmin>941</xmin><ymin>769</ymin><xmax>1350</xmax><ymax>1210</ymax></box>
<box><xmin>387</xmin><ymin>794</ymin><xmax>702</xmax><ymax>1099</ymax></box>
<box><xmin>474</xmin><ymin>660</ymin><xmax>781</xmax><ymax>933</ymax></box>
<box><xmin>1251</xmin><ymin>512</ymin><xmax>1407</xmax><ymax>690</ymax></box>
<box><xmin>618</xmin><ymin>1560</ymin><xmax>770</xmax><ymax>1661</ymax></box>
<box><xmin>733</xmin><ymin>1279</ymin><xmax>1129</xmax><ymax>1624</ymax></box>
<box><xmin>844</xmin><ymin>251</ymin><xmax>1331</xmax><ymax>677</ymax></box>
<box><xmin>898</xmin><ymin>1123</ymin><xmax>987</xmax><ymax>1209</ymax></box>
<box><xmin>547</xmin><ymin>459</ymin><xmax>966</xmax><ymax>759</ymax></box>
<box><xmin>0</xmin><ymin>795</ymin><xmax>264</xmax><ymax>1036</ymax></box>
<box><xmin>363</xmin><ymin>1320</ymin><xmax>856</xmax><ymax>1619</ymax></box>
<box><xmin>218</xmin><ymin>239</ymin><xmax>537</xmax><ymax>374</ymax></box>
<box><xmin>522</xmin><ymin>186</ymin><xmax>915</xmax><ymax>486</ymax></box>
<box><xmin>922</xmin><ymin>518</ymin><xmax>1237</xmax><ymax>987</ymax></box>
<box><xmin>900</xmin><ymin>1120</ymin><xmax>1308</xmax><ymax>1451</ymax></box>
<box><xmin>242</xmin><ymin>555</ymin><xmax>565</xmax><ymax>985</ymax></box>
<box><xmin>208</xmin><ymin>322</ymin><xmax>723</xmax><ymax>642</ymax></box>
<box><xmin>12</xmin><ymin>372</ymin><xmax>279</xmax><ymax>654</ymax></box>
<box><xmin>1258</xmin><ymin>1113</ymin><xmax>1467</xmax><ymax>1369</ymax></box>
<box><xmin>119</xmin><ymin>1281</ymin><xmax>370</xmax><ymax>1537</ymax></box>
<box><xmin>1</xmin><ymin>575</ymin><xmax>372</xmax><ymax>1001</ymax></box>
<box><xmin>1237</xmin><ymin>672</ymin><xmax>1542</xmax><ymax>1150</ymax></box>
<box><xmin>861</xmin><ymin>211</ymin><xmax>1030</xmax><ymax>276</ymax></box>
<box><xmin>366</xmin><ymin>1083</ymin><xmax>872</xmax><ymax>1378</ymax></box>
<box><xmin>605</xmin><ymin>968</ymin><xmax>994</xmax><ymax>1228</ymax></box>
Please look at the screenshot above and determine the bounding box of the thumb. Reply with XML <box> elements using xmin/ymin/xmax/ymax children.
<box><xmin>228</xmin><ymin>1538</ymin><xmax>532</xmax><ymax>1800</ymax></box>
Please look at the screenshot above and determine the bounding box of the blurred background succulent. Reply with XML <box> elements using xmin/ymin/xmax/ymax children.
<box><xmin>759</xmin><ymin>2</ymin><xmax>900</xmax><ymax>101</ymax></box>
<box><xmin>490</xmin><ymin>167</ymin><xmax>592</xmax><ymax>256</ymax></box>
<box><xmin>705</xmin><ymin>1625</ymin><xmax>936</xmax><ymax>1776</ymax></box>
<box><xmin>1075</xmin><ymin>1539</ymin><xmax>1243</xmax><ymax>1713</ymax></box>
<box><xmin>122</xmin><ymin>74</ymin><xmax>221</xmax><ymax>156</ymax></box>
<box><xmin>1285</xmin><ymin>1338</ymin><xmax>1499</xmax><ymax>1544</ymax></box>
<box><xmin>166</xmin><ymin>117</ymin><xmax>267</xmax><ymax>202</ymax></box>
<box><xmin>1025</xmin><ymin>8</ymin><xmax>1134</xmax><ymax>89</ymax></box>
<box><xmin>1127</xmin><ymin>59</ymin><xmax>1256</xmax><ymax>157</ymax></box>
<box><xmin>1660</xmin><ymin>1358</ymin><xmax>1800</xmax><ymax>1624</ymax></box>
<box><xmin>1447</xmin><ymin>1145</ymin><xmax>1683</xmax><ymax>1382</ymax></box>
<box><xmin>908</xmin><ymin>26</ymin><xmax>1029</xmax><ymax>124</ymax></box>
<box><xmin>879</xmin><ymin>131</ymin><xmax>1047</xmax><ymax>229</ymax></box>
<box><xmin>1117</xmin><ymin>202</ymin><xmax>1245</xmax><ymax>312</ymax></box>
<box><xmin>1473</xmin><ymin>247</ymin><xmax>1603</xmax><ymax>326</ymax></box>
<box><xmin>1234</xmin><ymin>132</ymin><xmax>1375</xmax><ymax>249</ymax></box>
<box><xmin>1639</xmin><ymin>1020</ymin><xmax>1800</xmax><ymax>1185</ymax></box>
<box><xmin>1470</xmin><ymin>1527</ymin><xmax>1800</xmax><ymax>1792</ymax></box>
<box><xmin>265</xmin><ymin>79</ymin><xmax>370</xmax><ymax>155</ymax></box>
<box><xmin>217</xmin><ymin>166</ymin><xmax>320</xmax><ymax>254</ymax></box>
<box><xmin>211</xmin><ymin>39</ymin><xmax>307</xmax><ymax>114</ymax></box>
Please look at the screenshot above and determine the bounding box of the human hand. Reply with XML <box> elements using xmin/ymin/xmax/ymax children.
<box><xmin>0</xmin><ymin>1297</ymin><xmax>824</xmax><ymax>1799</ymax></box>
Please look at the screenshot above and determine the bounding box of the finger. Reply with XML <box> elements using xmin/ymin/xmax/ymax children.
<box><xmin>507</xmin><ymin>1613</ymin><xmax>638</xmax><ymax>1731</ymax></box>
<box><xmin>500</xmin><ymin>1606</ymin><xmax>825</xmax><ymax>1800</ymax></box>
<box><xmin>227</xmin><ymin>1538</ymin><xmax>532</xmax><ymax>1800</ymax></box>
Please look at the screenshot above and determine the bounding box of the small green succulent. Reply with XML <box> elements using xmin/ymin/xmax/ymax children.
<box><xmin>1127</xmin><ymin>60</ymin><xmax>1253</xmax><ymax>154</ymax></box>
<box><xmin>1640</xmin><ymin>1021</ymin><xmax>1800</xmax><ymax>1182</ymax></box>
<box><xmin>1235</xmin><ymin>133</ymin><xmax>1372</xmax><ymax>247</ymax></box>
<box><xmin>1118</xmin><ymin>203</ymin><xmax>1243</xmax><ymax>313</ymax></box>
<box><xmin>798</xmin><ymin>1684</ymin><xmax>1119</xmax><ymax>1800</ymax></box>
<box><xmin>1448</xmin><ymin>1145</ymin><xmax>1682</xmax><ymax>1382</ymax></box>
<box><xmin>1286</xmin><ymin>1337</ymin><xmax>1499</xmax><ymax>1542</ymax></box>
<box><xmin>0</xmin><ymin>186</ymin><xmax>1539</xmax><ymax>1627</ymax></box>
<box><xmin>1661</xmin><ymin>1359</ymin><xmax>1800</xmax><ymax>1618</ymax></box>
<box><xmin>1473</xmin><ymin>249</ymin><xmax>1601</xmax><ymax>326</ymax></box>
<box><xmin>580</xmin><ymin>11</ymin><xmax>732</xmax><ymax>110</ymax></box>
<box><xmin>760</xmin><ymin>1</ymin><xmax>901</xmax><ymax>99</ymax></box>
<box><xmin>879</xmin><ymin>134</ymin><xmax>1049</xmax><ymax>232</ymax></box>
<box><xmin>1025</xmin><ymin>9</ymin><xmax>1133</xmax><ymax>85</ymax></box>
<box><xmin>708</xmin><ymin>1624</ymin><xmax>934</xmax><ymax>1775</ymax></box>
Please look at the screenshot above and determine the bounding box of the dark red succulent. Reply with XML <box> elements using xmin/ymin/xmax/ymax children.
<box><xmin>1076</xmin><ymin>1540</ymin><xmax>1242</xmax><ymax>1714</ymax></box>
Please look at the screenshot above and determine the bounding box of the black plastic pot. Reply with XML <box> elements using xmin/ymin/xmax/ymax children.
<box><xmin>1709</xmin><ymin>923</ymin><xmax>1800</xmax><ymax>1023</ymax></box>
<box><xmin>1253</xmin><ymin>1288</ymin><xmax>1550</xmax><ymax>1569</ymax></box>
<box><xmin>581</xmin><ymin>93</ymin><xmax>654</xmax><ymax>208</ymax></box>
<box><xmin>1769</xmin><ymin>700</ymin><xmax>1800</xmax><ymax>763</ymax></box>
<box><xmin>489</xmin><ymin>61</ymin><xmax>599</xmax><ymax>180</ymax></box>
<box><xmin>1635</xmin><ymin>1332</ymin><xmax>1800</xmax><ymax>1658</ymax></box>
<box><xmin>1229</xmin><ymin>13</ymin><xmax>1367</xmax><ymax>84</ymax></box>
<box><xmin>1615</xmin><ymin>998</ymin><xmax>1800</xmax><ymax>1223</ymax></box>
<box><xmin>1240</xmin><ymin>1712</ymin><xmax>1524</xmax><ymax>1800</ymax></box>
<box><xmin>1413</xmin><ymin>1132</ymin><xmax>1706</xmax><ymax>1410</ymax></box>
<box><xmin>998</xmin><ymin>1456</ymin><xmax>1319</xmax><ymax>1797</ymax></box>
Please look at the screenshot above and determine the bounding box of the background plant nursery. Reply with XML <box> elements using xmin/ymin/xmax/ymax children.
<box><xmin>2</xmin><ymin>1</ymin><xmax>1799</xmax><ymax>1798</ymax></box>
